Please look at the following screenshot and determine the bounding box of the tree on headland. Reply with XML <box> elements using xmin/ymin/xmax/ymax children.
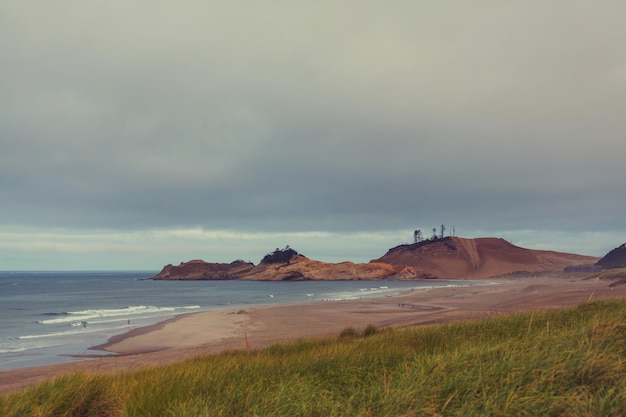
<box><xmin>411</xmin><ymin>224</ymin><xmax>453</xmax><ymax>246</ymax></box>
<box><xmin>261</xmin><ymin>246</ymin><xmax>299</xmax><ymax>264</ymax></box>
<box><xmin>414</xmin><ymin>230</ymin><xmax>423</xmax><ymax>244</ymax></box>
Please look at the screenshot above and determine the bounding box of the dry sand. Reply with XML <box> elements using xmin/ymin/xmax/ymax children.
<box><xmin>2</xmin><ymin>276</ymin><xmax>625</xmax><ymax>395</ymax></box>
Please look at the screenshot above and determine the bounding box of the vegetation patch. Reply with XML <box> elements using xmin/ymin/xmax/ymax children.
<box><xmin>261</xmin><ymin>246</ymin><xmax>300</xmax><ymax>264</ymax></box>
<box><xmin>3</xmin><ymin>300</ymin><xmax>626</xmax><ymax>416</ymax></box>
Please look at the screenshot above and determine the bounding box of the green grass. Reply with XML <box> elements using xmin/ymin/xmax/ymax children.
<box><xmin>3</xmin><ymin>299</ymin><xmax>626</xmax><ymax>416</ymax></box>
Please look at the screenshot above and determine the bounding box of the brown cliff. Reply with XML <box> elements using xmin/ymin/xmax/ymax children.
<box><xmin>152</xmin><ymin>255</ymin><xmax>425</xmax><ymax>281</ymax></box>
<box><xmin>240</xmin><ymin>254</ymin><xmax>427</xmax><ymax>281</ymax></box>
<box><xmin>372</xmin><ymin>236</ymin><xmax>598</xmax><ymax>279</ymax></box>
<box><xmin>153</xmin><ymin>259</ymin><xmax>254</xmax><ymax>280</ymax></box>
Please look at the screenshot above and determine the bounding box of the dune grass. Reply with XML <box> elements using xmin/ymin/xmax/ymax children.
<box><xmin>2</xmin><ymin>299</ymin><xmax>626</xmax><ymax>416</ymax></box>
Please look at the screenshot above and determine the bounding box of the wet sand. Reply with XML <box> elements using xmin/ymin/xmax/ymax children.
<box><xmin>2</xmin><ymin>276</ymin><xmax>624</xmax><ymax>395</ymax></box>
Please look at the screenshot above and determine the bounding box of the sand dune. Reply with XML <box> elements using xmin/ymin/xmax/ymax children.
<box><xmin>374</xmin><ymin>237</ymin><xmax>598</xmax><ymax>279</ymax></box>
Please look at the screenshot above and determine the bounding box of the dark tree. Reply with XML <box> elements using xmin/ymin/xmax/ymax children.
<box><xmin>440</xmin><ymin>224</ymin><xmax>446</xmax><ymax>239</ymax></box>
<box><xmin>261</xmin><ymin>246</ymin><xmax>300</xmax><ymax>264</ymax></box>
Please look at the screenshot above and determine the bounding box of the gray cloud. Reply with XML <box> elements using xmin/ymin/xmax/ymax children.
<box><xmin>1</xmin><ymin>2</ymin><xmax>625</xmax><ymax>267</ymax></box>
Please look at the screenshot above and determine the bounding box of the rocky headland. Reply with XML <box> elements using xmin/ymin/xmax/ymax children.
<box><xmin>237</xmin><ymin>254</ymin><xmax>425</xmax><ymax>281</ymax></box>
<box><xmin>152</xmin><ymin>237</ymin><xmax>600</xmax><ymax>281</ymax></box>
<box><xmin>153</xmin><ymin>247</ymin><xmax>425</xmax><ymax>281</ymax></box>
<box><xmin>152</xmin><ymin>259</ymin><xmax>255</xmax><ymax>280</ymax></box>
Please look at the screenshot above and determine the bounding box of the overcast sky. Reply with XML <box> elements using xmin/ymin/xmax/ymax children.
<box><xmin>1</xmin><ymin>2</ymin><xmax>625</xmax><ymax>270</ymax></box>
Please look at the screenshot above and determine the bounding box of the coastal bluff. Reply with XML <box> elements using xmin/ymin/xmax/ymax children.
<box><xmin>152</xmin><ymin>254</ymin><xmax>423</xmax><ymax>281</ymax></box>
<box><xmin>239</xmin><ymin>254</ymin><xmax>426</xmax><ymax>281</ymax></box>
<box><xmin>152</xmin><ymin>259</ymin><xmax>255</xmax><ymax>280</ymax></box>
<box><xmin>373</xmin><ymin>236</ymin><xmax>598</xmax><ymax>279</ymax></box>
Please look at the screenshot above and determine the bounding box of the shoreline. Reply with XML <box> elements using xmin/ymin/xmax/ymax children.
<box><xmin>87</xmin><ymin>279</ymin><xmax>480</xmax><ymax>355</ymax></box>
<box><xmin>0</xmin><ymin>279</ymin><xmax>437</xmax><ymax>370</ymax></box>
<box><xmin>2</xmin><ymin>276</ymin><xmax>625</xmax><ymax>395</ymax></box>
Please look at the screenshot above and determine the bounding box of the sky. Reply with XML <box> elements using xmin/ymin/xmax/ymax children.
<box><xmin>1</xmin><ymin>2</ymin><xmax>625</xmax><ymax>270</ymax></box>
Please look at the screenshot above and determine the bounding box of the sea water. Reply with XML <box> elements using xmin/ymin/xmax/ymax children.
<box><xmin>0</xmin><ymin>271</ymin><xmax>474</xmax><ymax>371</ymax></box>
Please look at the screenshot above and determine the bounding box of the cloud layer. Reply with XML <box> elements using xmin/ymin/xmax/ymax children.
<box><xmin>2</xmin><ymin>2</ymin><xmax>625</xmax><ymax>268</ymax></box>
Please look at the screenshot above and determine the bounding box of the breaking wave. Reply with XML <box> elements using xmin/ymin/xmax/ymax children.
<box><xmin>38</xmin><ymin>305</ymin><xmax>201</xmax><ymax>325</ymax></box>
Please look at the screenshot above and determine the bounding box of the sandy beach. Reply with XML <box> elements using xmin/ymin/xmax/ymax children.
<box><xmin>2</xmin><ymin>275</ymin><xmax>625</xmax><ymax>395</ymax></box>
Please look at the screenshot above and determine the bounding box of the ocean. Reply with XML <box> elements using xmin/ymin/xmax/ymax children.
<box><xmin>0</xmin><ymin>271</ymin><xmax>474</xmax><ymax>371</ymax></box>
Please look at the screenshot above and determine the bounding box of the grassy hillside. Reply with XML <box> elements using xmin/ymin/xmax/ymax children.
<box><xmin>2</xmin><ymin>299</ymin><xmax>626</xmax><ymax>416</ymax></box>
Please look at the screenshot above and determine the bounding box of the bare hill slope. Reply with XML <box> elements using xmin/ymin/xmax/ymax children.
<box><xmin>373</xmin><ymin>237</ymin><xmax>598</xmax><ymax>279</ymax></box>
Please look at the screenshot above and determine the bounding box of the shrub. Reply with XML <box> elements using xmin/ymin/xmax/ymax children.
<box><xmin>362</xmin><ymin>324</ymin><xmax>379</xmax><ymax>337</ymax></box>
<box><xmin>339</xmin><ymin>326</ymin><xmax>359</xmax><ymax>338</ymax></box>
